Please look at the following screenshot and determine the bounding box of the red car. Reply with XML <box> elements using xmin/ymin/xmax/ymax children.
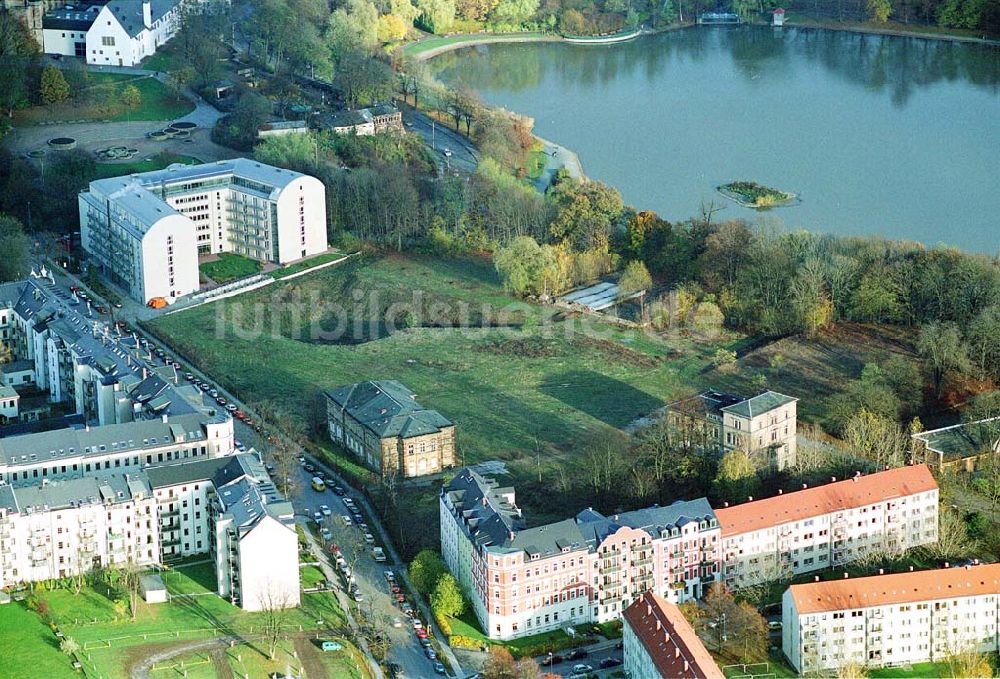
<box><xmin>390</xmin><ymin>585</ymin><xmax>401</xmax><ymax>594</ymax></box>
<box><xmin>416</xmin><ymin>628</ymin><xmax>429</xmax><ymax>639</ymax></box>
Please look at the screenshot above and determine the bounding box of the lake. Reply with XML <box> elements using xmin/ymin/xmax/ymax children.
<box><xmin>429</xmin><ymin>27</ymin><xmax>1000</xmax><ymax>253</ymax></box>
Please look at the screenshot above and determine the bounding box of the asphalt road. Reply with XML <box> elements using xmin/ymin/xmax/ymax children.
<box><xmin>400</xmin><ymin>107</ymin><xmax>479</xmax><ymax>175</ymax></box>
<box><xmin>536</xmin><ymin>642</ymin><xmax>624</xmax><ymax>678</ymax></box>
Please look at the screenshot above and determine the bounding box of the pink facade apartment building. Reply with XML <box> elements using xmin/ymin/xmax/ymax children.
<box><xmin>440</xmin><ymin>468</ymin><xmax>720</xmax><ymax>640</ymax></box>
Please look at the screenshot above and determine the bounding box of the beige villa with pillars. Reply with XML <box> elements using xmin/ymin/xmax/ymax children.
<box><xmin>324</xmin><ymin>380</ymin><xmax>455</xmax><ymax>479</ymax></box>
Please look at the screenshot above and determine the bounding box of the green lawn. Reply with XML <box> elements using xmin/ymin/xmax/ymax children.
<box><xmin>404</xmin><ymin>31</ymin><xmax>548</xmax><ymax>56</ymax></box>
<box><xmin>93</xmin><ymin>152</ymin><xmax>201</xmax><ymax>180</ymax></box>
<box><xmin>0</xmin><ymin>601</ymin><xmax>79</xmax><ymax>679</ymax></box>
<box><xmin>33</xmin><ymin>566</ymin><xmax>347</xmax><ymax>679</ymax></box>
<box><xmin>152</xmin><ymin>253</ymin><xmax>709</xmax><ymax>468</ymax></box>
<box><xmin>271</xmin><ymin>250</ymin><xmax>347</xmax><ymax>279</ymax></box>
<box><xmin>200</xmin><ymin>253</ymin><xmax>264</xmax><ymax>284</ymax></box>
<box><xmin>13</xmin><ymin>73</ymin><xmax>194</xmax><ymax>126</ymax></box>
<box><xmin>869</xmin><ymin>661</ymin><xmax>958</xmax><ymax>677</ymax></box>
<box><xmin>140</xmin><ymin>48</ymin><xmax>183</xmax><ymax>74</ymax></box>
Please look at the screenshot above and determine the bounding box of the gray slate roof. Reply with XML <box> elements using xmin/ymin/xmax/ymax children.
<box><xmin>721</xmin><ymin>390</ymin><xmax>796</xmax><ymax>418</ymax></box>
<box><xmin>105</xmin><ymin>0</ymin><xmax>182</xmax><ymax>38</ymax></box>
<box><xmin>326</xmin><ymin>380</ymin><xmax>452</xmax><ymax>439</ymax></box>
<box><xmin>444</xmin><ymin>468</ymin><xmax>718</xmax><ymax>559</ymax></box>
<box><xmin>0</xmin><ymin>412</ymin><xmax>211</xmax><ymax>467</ymax></box>
<box><xmin>0</xmin><ymin>472</ymin><xmax>150</xmax><ymax>513</ymax></box>
<box><xmin>913</xmin><ymin>417</ymin><xmax>1000</xmax><ymax>462</ymax></box>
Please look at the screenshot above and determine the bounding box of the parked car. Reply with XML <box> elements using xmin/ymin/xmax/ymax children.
<box><xmin>419</xmin><ymin>636</ymin><xmax>432</xmax><ymax>646</ymax></box>
<box><xmin>566</xmin><ymin>649</ymin><xmax>588</xmax><ymax>661</ymax></box>
<box><xmin>320</xmin><ymin>505</ymin><xmax>332</xmax><ymax>516</ymax></box>
<box><xmin>599</xmin><ymin>658</ymin><xmax>623</xmax><ymax>668</ymax></box>
<box><xmin>572</xmin><ymin>664</ymin><xmax>593</xmax><ymax>675</ymax></box>
<box><xmin>305</xmin><ymin>464</ymin><xmax>316</xmax><ymax>473</ymax></box>
<box><xmin>388</xmin><ymin>662</ymin><xmax>404</xmax><ymax>678</ymax></box>
<box><xmin>333</xmin><ymin>485</ymin><xmax>346</xmax><ymax>496</ymax></box>
<box><xmin>442</xmin><ymin>148</ymin><xmax>452</xmax><ymax>157</ymax></box>
<box><xmin>392</xmin><ymin>617</ymin><xmax>403</xmax><ymax>628</ymax></box>
<box><xmin>353</xmin><ymin>513</ymin><xmax>364</xmax><ymax>524</ymax></box>
<box><xmin>313</xmin><ymin>512</ymin><xmax>323</xmax><ymax>523</ymax></box>
<box><xmin>320</xmin><ymin>528</ymin><xmax>332</xmax><ymax>540</ymax></box>
<box><xmin>433</xmin><ymin>661</ymin><xmax>446</xmax><ymax>674</ymax></box>
<box><xmin>412</xmin><ymin>618</ymin><xmax>423</xmax><ymax>629</ymax></box>
<box><xmin>384</xmin><ymin>569</ymin><xmax>395</xmax><ymax>582</ymax></box>
<box><xmin>341</xmin><ymin>515</ymin><xmax>353</xmax><ymax>526</ymax></box>
<box><xmin>363</xmin><ymin>532</ymin><xmax>375</xmax><ymax>544</ymax></box>
<box><xmin>372</xmin><ymin>546</ymin><xmax>386</xmax><ymax>562</ymax></box>
<box><xmin>425</xmin><ymin>648</ymin><xmax>437</xmax><ymax>660</ymax></box>
<box><xmin>184</xmin><ymin>373</ymin><xmax>194</xmax><ymax>381</ymax></box>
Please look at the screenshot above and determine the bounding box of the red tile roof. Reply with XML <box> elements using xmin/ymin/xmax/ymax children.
<box><xmin>789</xmin><ymin>563</ymin><xmax>1000</xmax><ymax>614</ymax></box>
<box><xmin>623</xmin><ymin>592</ymin><xmax>724</xmax><ymax>679</ymax></box>
<box><xmin>715</xmin><ymin>464</ymin><xmax>937</xmax><ymax>536</ymax></box>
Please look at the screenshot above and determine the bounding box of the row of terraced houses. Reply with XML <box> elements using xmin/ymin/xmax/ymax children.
<box><xmin>440</xmin><ymin>463</ymin><xmax>940</xmax><ymax>643</ymax></box>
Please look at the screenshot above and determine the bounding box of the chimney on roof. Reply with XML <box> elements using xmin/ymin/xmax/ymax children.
<box><xmin>648</xmin><ymin>603</ymin><xmax>653</xmax><ymax>616</ymax></box>
<box><xmin>674</xmin><ymin>645</ymin><xmax>679</xmax><ymax>658</ymax></box>
<box><xmin>142</xmin><ymin>0</ymin><xmax>152</xmax><ymax>28</ymax></box>
<box><xmin>684</xmin><ymin>661</ymin><xmax>690</xmax><ymax>673</ymax></box>
<box><xmin>162</xmin><ymin>413</ymin><xmax>168</xmax><ymax>424</ymax></box>
<box><xmin>655</xmin><ymin>619</ymin><xmax>660</xmax><ymax>631</ymax></box>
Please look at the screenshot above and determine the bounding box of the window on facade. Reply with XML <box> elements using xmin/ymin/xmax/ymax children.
<box><xmin>102</xmin><ymin>36</ymin><xmax>115</xmax><ymax>46</ymax></box>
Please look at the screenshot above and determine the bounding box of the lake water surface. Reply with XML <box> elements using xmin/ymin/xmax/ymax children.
<box><xmin>430</xmin><ymin>27</ymin><xmax>1000</xmax><ymax>252</ymax></box>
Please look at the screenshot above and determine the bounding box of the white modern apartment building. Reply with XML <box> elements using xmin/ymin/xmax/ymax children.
<box><xmin>715</xmin><ymin>465</ymin><xmax>939</xmax><ymax>589</ymax></box>
<box><xmin>667</xmin><ymin>390</ymin><xmax>798</xmax><ymax>470</ymax></box>
<box><xmin>0</xmin><ymin>411</ymin><xmax>234</xmax><ymax>487</ymax></box>
<box><xmin>623</xmin><ymin>592</ymin><xmax>724</xmax><ymax>679</ymax></box>
<box><xmin>783</xmin><ymin>564</ymin><xmax>1000</xmax><ymax>673</ymax></box>
<box><xmin>79</xmin><ymin>160</ymin><xmax>328</xmax><ymax>304</ymax></box>
<box><xmin>41</xmin><ymin>0</ymin><xmax>188</xmax><ymax>67</ymax></box>
<box><xmin>213</xmin><ymin>476</ymin><xmax>299</xmax><ymax>612</ymax></box>
<box><xmin>148</xmin><ymin>453</ymin><xmax>300</xmax><ymax>611</ymax></box>
<box><xmin>0</xmin><ymin>473</ymin><xmax>158</xmax><ymax>587</ymax></box>
<box><xmin>440</xmin><ymin>468</ymin><xmax>720</xmax><ymax>640</ymax></box>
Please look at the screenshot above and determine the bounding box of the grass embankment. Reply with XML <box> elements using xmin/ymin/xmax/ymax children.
<box><xmin>272</xmin><ymin>251</ymin><xmax>348</xmax><ymax>279</ymax></box>
<box><xmin>200</xmin><ymin>253</ymin><xmax>264</xmax><ymax>284</ymax></box>
<box><xmin>93</xmin><ymin>152</ymin><xmax>201</xmax><ymax>180</ymax></box>
<box><xmin>13</xmin><ymin>73</ymin><xmax>194</xmax><ymax>126</ymax></box>
<box><xmin>404</xmin><ymin>31</ymin><xmax>551</xmax><ymax>57</ymax></box>
<box><xmin>0</xmin><ymin>602</ymin><xmax>79</xmax><ymax>679</ymax></box>
<box><xmin>30</xmin><ymin>562</ymin><xmax>350</xmax><ymax>679</ymax></box>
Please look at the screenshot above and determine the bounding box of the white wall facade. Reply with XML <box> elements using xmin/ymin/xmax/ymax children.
<box><xmin>42</xmin><ymin>28</ymin><xmax>88</xmax><ymax>57</ymax></box>
<box><xmin>783</xmin><ymin>582</ymin><xmax>1000</xmax><ymax>673</ymax></box>
<box><xmin>233</xmin><ymin>516</ymin><xmax>300</xmax><ymax>612</ymax></box>
<box><xmin>0</xmin><ymin>487</ymin><xmax>159</xmax><ymax>588</ymax></box>
<box><xmin>140</xmin><ymin>216</ymin><xmax>201</xmax><ymax>302</ymax></box>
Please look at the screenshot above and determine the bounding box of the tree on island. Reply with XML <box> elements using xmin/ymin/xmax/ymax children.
<box><xmin>40</xmin><ymin>65</ymin><xmax>71</xmax><ymax>104</ymax></box>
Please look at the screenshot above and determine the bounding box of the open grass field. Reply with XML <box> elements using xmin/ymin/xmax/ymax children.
<box><xmin>200</xmin><ymin>253</ymin><xmax>264</xmax><ymax>284</ymax></box>
<box><xmin>13</xmin><ymin>73</ymin><xmax>194</xmax><ymax>126</ymax></box>
<box><xmin>32</xmin><ymin>563</ymin><xmax>349</xmax><ymax>679</ymax></box>
<box><xmin>147</xmin><ymin>253</ymin><xmax>932</xmax><ymax>557</ymax></box>
<box><xmin>0</xmin><ymin>601</ymin><xmax>79</xmax><ymax>679</ymax></box>
<box><xmin>93</xmin><ymin>152</ymin><xmax>201</xmax><ymax>180</ymax></box>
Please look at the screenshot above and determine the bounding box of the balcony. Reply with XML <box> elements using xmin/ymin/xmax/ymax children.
<box><xmin>160</xmin><ymin>509</ymin><xmax>180</xmax><ymax>519</ymax></box>
<box><xmin>162</xmin><ymin>537</ymin><xmax>181</xmax><ymax>547</ymax></box>
<box><xmin>632</xmin><ymin>557</ymin><xmax>653</xmax><ymax>567</ymax></box>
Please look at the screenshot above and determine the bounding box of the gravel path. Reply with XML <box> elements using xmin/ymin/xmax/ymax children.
<box><xmin>130</xmin><ymin>635</ymin><xmax>239</xmax><ymax>679</ymax></box>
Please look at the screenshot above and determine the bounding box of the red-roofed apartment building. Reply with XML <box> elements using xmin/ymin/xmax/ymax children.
<box><xmin>783</xmin><ymin>564</ymin><xmax>1000</xmax><ymax>672</ymax></box>
<box><xmin>715</xmin><ymin>465</ymin><xmax>939</xmax><ymax>589</ymax></box>
<box><xmin>623</xmin><ymin>592</ymin><xmax>724</xmax><ymax>679</ymax></box>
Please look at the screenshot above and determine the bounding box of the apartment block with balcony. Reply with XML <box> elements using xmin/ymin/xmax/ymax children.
<box><xmin>623</xmin><ymin>592</ymin><xmax>724</xmax><ymax>679</ymax></box>
<box><xmin>79</xmin><ymin>159</ymin><xmax>328</xmax><ymax>304</ymax></box>
<box><xmin>211</xmin><ymin>469</ymin><xmax>298</xmax><ymax>612</ymax></box>
<box><xmin>0</xmin><ymin>473</ymin><xmax>158</xmax><ymax>588</ymax></box>
<box><xmin>667</xmin><ymin>390</ymin><xmax>798</xmax><ymax>470</ymax></box>
<box><xmin>716</xmin><ymin>465</ymin><xmax>939</xmax><ymax>590</ymax></box>
<box><xmin>440</xmin><ymin>468</ymin><xmax>720</xmax><ymax>640</ymax></box>
<box><xmin>783</xmin><ymin>564</ymin><xmax>1000</xmax><ymax>673</ymax></box>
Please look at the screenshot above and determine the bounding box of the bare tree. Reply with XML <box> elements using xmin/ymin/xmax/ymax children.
<box><xmin>120</xmin><ymin>560</ymin><xmax>142</xmax><ymax>620</ymax></box>
<box><xmin>259</xmin><ymin>584</ymin><xmax>294</xmax><ymax>660</ymax></box>
<box><xmin>923</xmin><ymin>508</ymin><xmax>977</xmax><ymax>562</ymax></box>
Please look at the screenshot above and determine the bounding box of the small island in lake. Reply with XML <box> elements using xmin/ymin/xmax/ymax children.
<box><xmin>718</xmin><ymin>181</ymin><xmax>797</xmax><ymax>208</ymax></box>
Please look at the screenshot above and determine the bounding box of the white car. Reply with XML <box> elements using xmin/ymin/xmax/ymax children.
<box><xmin>572</xmin><ymin>664</ymin><xmax>593</xmax><ymax>675</ymax></box>
<box><xmin>392</xmin><ymin>617</ymin><xmax>403</xmax><ymax>628</ymax></box>
<box><xmin>364</xmin><ymin>532</ymin><xmax>375</xmax><ymax>544</ymax></box>
<box><xmin>320</xmin><ymin>505</ymin><xmax>332</xmax><ymax>516</ymax></box>
<box><xmin>412</xmin><ymin>619</ymin><xmax>423</xmax><ymax>630</ymax></box>
<box><xmin>313</xmin><ymin>512</ymin><xmax>323</xmax><ymax>523</ymax></box>
<box><xmin>442</xmin><ymin>148</ymin><xmax>453</xmax><ymax>157</ymax></box>
<box><xmin>320</xmin><ymin>528</ymin><xmax>332</xmax><ymax>540</ymax></box>
<box><xmin>341</xmin><ymin>515</ymin><xmax>353</xmax><ymax>526</ymax></box>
